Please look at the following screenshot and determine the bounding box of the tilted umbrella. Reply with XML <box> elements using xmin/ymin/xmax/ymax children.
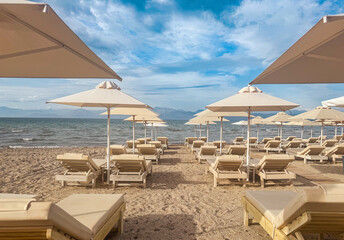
<box><xmin>264</xmin><ymin>112</ymin><xmax>293</xmax><ymax>140</ymax></box>
<box><xmin>102</xmin><ymin>108</ymin><xmax>158</xmax><ymax>146</ymax></box>
<box><xmin>195</xmin><ymin>109</ymin><xmax>246</xmax><ymax>154</ymax></box>
<box><xmin>290</xmin><ymin>106</ymin><xmax>344</xmax><ymax>144</ymax></box>
<box><xmin>251</xmin><ymin>14</ymin><xmax>344</xmax><ymax>84</ymax></box>
<box><xmin>322</xmin><ymin>96</ymin><xmax>344</xmax><ymax>136</ymax></box>
<box><xmin>47</xmin><ymin>81</ymin><xmax>147</xmax><ymax>183</ymax></box>
<box><xmin>0</xmin><ymin>0</ymin><xmax>120</xmax><ymax>79</ymax></box>
<box><xmin>207</xmin><ymin>86</ymin><xmax>299</xmax><ymax>178</ymax></box>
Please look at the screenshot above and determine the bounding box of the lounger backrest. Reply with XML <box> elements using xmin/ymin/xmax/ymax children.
<box><xmin>137</xmin><ymin>144</ymin><xmax>157</xmax><ymax>155</ymax></box>
<box><xmin>110</xmin><ymin>145</ymin><xmax>127</xmax><ymax>155</ymax></box>
<box><xmin>285</xmin><ymin>136</ymin><xmax>296</xmax><ymax>141</ymax></box>
<box><xmin>335</xmin><ymin>135</ymin><xmax>343</xmax><ymax>141</ymax></box>
<box><xmin>274</xmin><ymin>136</ymin><xmax>281</xmax><ymax>141</ymax></box>
<box><xmin>262</xmin><ymin>138</ymin><xmax>273</xmax><ymax>144</ymax></box>
<box><xmin>112</xmin><ymin>154</ymin><xmax>147</xmax><ymax>172</ymax></box>
<box><xmin>256</xmin><ymin>154</ymin><xmax>294</xmax><ymax>171</ymax></box>
<box><xmin>286</xmin><ymin>141</ymin><xmax>302</xmax><ymax>148</ymax></box>
<box><xmin>213</xmin><ymin>141</ymin><xmax>226</xmax><ymax>148</ymax></box>
<box><xmin>249</xmin><ymin>137</ymin><xmax>257</xmax><ymax>143</ymax></box>
<box><xmin>307</xmin><ymin>137</ymin><xmax>317</xmax><ymax>143</ymax></box>
<box><xmin>322</xmin><ymin>139</ymin><xmax>338</xmax><ymax>147</ymax></box>
<box><xmin>228</xmin><ymin>145</ymin><xmax>247</xmax><ymax>156</ymax></box>
<box><xmin>199</xmin><ymin>137</ymin><xmax>207</xmax><ymax>142</ymax></box>
<box><xmin>126</xmin><ymin>140</ymin><xmax>140</xmax><ymax>148</ymax></box>
<box><xmin>213</xmin><ymin>155</ymin><xmax>243</xmax><ymax>171</ymax></box>
<box><xmin>187</xmin><ymin>137</ymin><xmax>198</xmax><ymax>144</ymax></box>
<box><xmin>199</xmin><ymin>146</ymin><xmax>217</xmax><ymax>156</ymax></box>
<box><xmin>264</xmin><ymin>140</ymin><xmax>281</xmax><ymax>148</ymax></box>
<box><xmin>149</xmin><ymin>141</ymin><xmax>162</xmax><ymax>148</ymax></box>
<box><xmin>57</xmin><ymin>153</ymin><xmax>99</xmax><ymax>172</ymax></box>
<box><xmin>235</xmin><ymin>137</ymin><xmax>244</xmax><ymax>142</ymax></box>
<box><xmin>299</xmin><ymin>145</ymin><xmax>325</xmax><ymax>155</ymax></box>
<box><xmin>157</xmin><ymin>137</ymin><xmax>168</xmax><ymax>144</ymax></box>
<box><xmin>192</xmin><ymin>140</ymin><xmax>205</xmax><ymax>148</ymax></box>
<box><xmin>326</xmin><ymin>144</ymin><xmax>344</xmax><ymax>155</ymax></box>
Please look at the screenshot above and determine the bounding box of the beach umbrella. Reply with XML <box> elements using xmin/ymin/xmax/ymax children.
<box><xmin>195</xmin><ymin>109</ymin><xmax>246</xmax><ymax>154</ymax></box>
<box><xmin>47</xmin><ymin>81</ymin><xmax>147</xmax><ymax>183</ymax></box>
<box><xmin>188</xmin><ymin>115</ymin><xmax>228</xmax><ymax>142</ymax></box>
<box><xmin>250</xmin><ymin>15</ymin><xmax>344</xmax><ymax>84</ymax></box>
<box><xmin>124</xmin><ymin>115</ymin><xmax>163</xmax><ymax>143</ymax></box>
<box><xmin>322</xmin><ymin>96</ymin><xmax>344</xmax><ymax>108</ymax></box>
<box><xmin>264</xmin><ymin>112</ymin><xmax>293</xmax><ymax>140</ymax></box>
<box><xmin>251</xmin><ymin>116</ymin><xmax>266</xmax><ymax>141</ymax></box>
<box><xmin>102</xmin><ymin>108</ymin><xmax>158</xmax><ymax>145</ymax></box>
<box><xmin>285</xmin><ymin>119</ymin><xmax>320</xmax><ymax>139</ymax></box>
<box><xmin>232</xmin><ymin>120</ymin><xmax>247</xmax><ymax>137</ymax></box>
<box><xmin>207</xmin><ymin>86</ymin><xmax>299</xmax><ymax>177</ymax></box>
<box><xmin>290</xmin><ymin>106</ymin><xmax>344</xmax><ymax>144</ymax></box>
<box><xmin>0</xmin><ymin>0</ymin><xmax>120</xmax><ymax>79</ymax></box>
<box><xmin>185</xmin><ymin>120</ymin><xmax>216</xmax><ymax>139</ymax></box>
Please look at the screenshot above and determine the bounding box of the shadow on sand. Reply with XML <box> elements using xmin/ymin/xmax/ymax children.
<box><xmin>148</xmin><ymin>171</ymin><xmax>205</xmax><ymax>189</ymax></box>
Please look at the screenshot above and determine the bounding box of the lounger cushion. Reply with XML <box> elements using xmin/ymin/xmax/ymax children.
<box><xmin>57</xmin><ymin>194</ymin><xmax>124</xmax><ymax>236</ymax></box>
<box><xmin>0</xmin><ymin>201</ymin><xmax>92</xmax><ymax>240</ymax></box>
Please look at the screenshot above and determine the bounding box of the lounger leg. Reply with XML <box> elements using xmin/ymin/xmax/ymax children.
<box><xmin>303</xmin><ymin>157</ymin><xmax>307</xmax><ymax>164</ymax></box>
<box><xmin>243</xmin><ymin>206</ymin><xmax>249</xmax><ymax>226</ymax></box>
<box><xmin>290</xmin><ymin>179</ymin><xmax>293</xmax><ymax>187</ymax></box>
<box><xmin>143</xmin><ymin>178</ymin><xmax>146</xmax><ymax>189</ymax></box>
<box><xmin>294</xmin><ymin>232</ymin><xmax>305</xmax><ymax>240</ymax></box>
<box><xmin>260</xmin><ymin>178</ymin><xmax>265</xmax><ymax>188</ymax></box>
<box><xmin>213</xmin><ymin>176</ymin><xmax>217</xmax><ymax>187</ymax></box>
<box><xmin>113</xmin><ymin>181</ymin><xmax>117</xmax><ymax>189</ymax></box>
<box><xmin>242</xmin><ymin>179</ymin><xmax>246</xmax><ymax>187</ymax></box>
<box><xmin>61</xmin><ymin>180</ymin><xmax>65</xmax><ymax>187</ymax></box>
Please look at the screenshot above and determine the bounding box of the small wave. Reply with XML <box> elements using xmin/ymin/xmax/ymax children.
<box><xmin>9</xmin><ymin>145</ymin><xmax>61</xmax><ymax>149</ymax></box>
<box><xmin>11</xmin><ymin>129</ymin><xmax>23</xmax><ymax>133</ymax></box>
<box><xmin>22</xmin><ymin>138</ymin><xmax>34</xmax><ymax>141</ymax></box>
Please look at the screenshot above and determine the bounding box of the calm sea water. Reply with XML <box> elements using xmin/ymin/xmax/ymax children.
<box><xmin>0</xmin><ymin>118</ymin><xmax>340</xmax><ymax>148</ymax></box>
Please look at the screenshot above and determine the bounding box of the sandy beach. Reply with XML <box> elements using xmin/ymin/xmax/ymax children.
<box><xmin>1</xmin><ymin>145</ymin><xmax>343</xmax><ymax>240</ymax></box>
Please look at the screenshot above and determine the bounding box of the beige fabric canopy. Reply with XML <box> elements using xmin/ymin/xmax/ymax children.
<box><xmin>207</xmin><ymin>86</ymin><xmax>299</xmax><ymax>177</ymax></box>
<box><xmin>251</xmin><ymin>14</ymin><xmax>344</xmax><ymax>84</ymax></box>
<box><xmin>47</xmin><ymin>81</ymin><xmax>147</xmax><ymax>182</ymax></box>
<box><xmin>264</xmin><ymin>112</ymin><xmax>293</xmax><ymax>139</ymax></box>
<box><xmin>187</xmin><ymin>116</ymin><xmax>223</xmax><ymax>141</ymax></box>
<box><xmin>285</xmin><ymin>119</ymin><xmax>320</xmax><ymax>138</ymax></box>
<box><xmin>0</xmin><ymin>0</ymin><xmax>120</xmax><ymax>79</ymax></box>
<box><xmin>290</xmin><ymin>106</ymin><xmax>344</xmax><ymax>144</ymax></box>
<box><xmin>322</xmin><ymin>96</ymin><xmax>344</xmax><ymax>108</ymax></box>
<box><xmin>102</xmin><ymin>107</ymin><xmax>157</xmax><ymax>116</ymax></box>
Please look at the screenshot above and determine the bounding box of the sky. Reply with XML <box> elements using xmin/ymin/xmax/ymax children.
<box><xmin>1</xmin><ymin>0</ymin><xmax>344</xmax><ymax>111</ymax></box>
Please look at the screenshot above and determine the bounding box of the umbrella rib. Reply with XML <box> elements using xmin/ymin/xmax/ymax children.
<box><xmin>0</xmin><ymin>7</ymin><xmax>121</xmax><ymax>80</ymax></box>
<box><xmin>0</xmin><ymin>45</ymin><xmax>62</xmax><ymax>60</ymax></box>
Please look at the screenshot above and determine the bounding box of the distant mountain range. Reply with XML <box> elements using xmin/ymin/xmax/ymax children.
<box><xmin>0</xmin><ymin>106</ymin><xmax>306</xmax><ymax>120</ymax></box>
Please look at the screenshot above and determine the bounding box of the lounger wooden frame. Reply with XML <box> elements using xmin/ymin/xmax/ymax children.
<box><xmin>110</xmin><ymin>154</ymin><xmax>151</xmax><ymax>188</ymax></box>
<box><xmin>205</xmin><ymin>155</ymin><xmax>247</xmax><ymax>187</ymax></box>
<box><xmin>0</xmin><ymin>202</ymin><xmax>126</xmax><ymax>240</ymax></box>
<box><xmin>242</xmin><ymin>196</ymin><xmax>344</xmax><ymax>240</ymax></box>
<box><xmin>295</xmin><ymin>146</ymin><xmax>328</xmax><ymax>164</ymax></box>
<box><xmin>55</xmin><ymin>153</ymin><xmax>103</xmax><ymax>188</ymax></box>
<box><xmin>197</xmin><ymin>146</ymin><xmax>217</xmax><ymax>163</ymax></box>
<box><xmin>233</xmin><ymin>136</ymin><xmax>244</xmax><ymax>145</ymax></box>
<box><xmin>157</xmin><ymin>137</ymin><xmax>168</xmax><ymax>149</ymax></box>
<box><xmin>325</xmin><ymin>144</ymin><xmax>344</xmax><ymax>163</ymax></box>
<box><xmin>264</xmin><ymin>140</ymin><xmax>282</xmax><ymax>153</ymax></box>
<box><xmin>137</xmin><ymin>144</ymin><xmax>160</xmax><ymax>164</ymax></box>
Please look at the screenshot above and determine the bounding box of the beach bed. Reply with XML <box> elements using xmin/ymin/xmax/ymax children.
<box><xmin>233</xmin><ymin>136</ymin><xmax>244</xmax><ymax>145</ymax></box>
<box><xmin>110</xmin><ymin>145</ymin><xmax>127</xmax><ymax>155</ymax></box>
<box><xmin>325</xmin><ymin>143</ymin><xmax>344</xmax><ymax>163</ymax></box>
<box><xmin>295</xmin><ymin>145</ymin><xmax>328</xmax><ymax>164</ymax></box>
<box><xmin>191</xmin><ymin>140</ymin><xmax>205</xmax><ymax>155</ymax></box>
<box><xmin>0</xmin><ymin>193</ymin><xmax>125</xmax><ymax>240</ymax></box>
<box><xmin>263</xmin><ymin>140</ymin><xmax>283</xmax><ymax>153</ymax></box>
<box><xmin>196</xmin><ymin>145</ymin><xmax>217</xmax><ymax>163</ymax></box>
<box><xmin>137</xmin><ymin>144</ymin><xmax>160</xmax><ymax>164</ymax></box>
<box><xmin>226</xmin><ymin>145</ymin><xmax>247</xmax><ymax>158</ymax></box>
<box><xmin>157</xmin><ymin>137</ymin><xmax>168</xmax><ymax>150</ymax></box>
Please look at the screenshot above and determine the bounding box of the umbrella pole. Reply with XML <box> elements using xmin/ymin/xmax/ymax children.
<box><xmin>257</xmin><ymin>124</ymin><xmax>259</xmax><ymax>141</ymax></box>
<box><xmin>280</xmin><ymin>122</ymin><xmax>283</xmax><ymax>140</ymax></box>
<box><xmin>301</xmin><ymin>126</ymin><xmax>304</xmax><ymax>139</ymax></box>
<box><xmin>242</xmin><ymin>125</ymin><xmax>244</xmax><ymax>137</ymax></box>
<box><xmin>247</xmin><ymin>109</ymin><xmax>251</xmax><ymax>181</ymax></box>
<box><xmin>144</xmin><ymin>121</ymin><xmax>147</xmax><ymax>144</ymax></box>
<box><xmin>151</xmin><ymin>123</ymin><xmax>153</xmax><ymax>139</ymax></box>
<box><xmin>321</xmin><ymin>120</ymin><xmax>324</xmax><ymax>145</ymax></box>
<box><xmin>194</xmin><ymin>126</ymin><xmax>196</xmax><ymax>137</ymax></box>
<box><xmin>220</xmin><ymin>117</ymin><xmax>223</xmax><ymax>155</ymax></box>
<box><xmin>199</xmin><ymin>124</ymin><xmax>202</xmax><ymax>138</ymax></box>
<box><xmin>311</xmin><ymin>126</ymin><xmax>313</xmax><ymax>138</ymax></box>
<box><xmin>335</xmin><ymin>124</ymin><xmax>337</xmax><ymax>137</ymax></box>
<box><xmin>342</xmin><ymin>122</ymin><xmax>344</xmax><ymax>135</ymax></box>
<box><xmin>207</xmin><ymin>122</ymin><xmax>209</xmax><ymax>143</ymax></box>
<box><xmin>106</xmin><ymin>107</ymin><xmax>111</xmax><ymax>184</ymax></box>
<box><xmin>133</xmin><ymin>116</ymin><xmax>135</xmax><ymax>153</ymax></box>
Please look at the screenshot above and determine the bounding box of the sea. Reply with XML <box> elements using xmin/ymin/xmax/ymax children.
<box><xmin>0</xmin><ymin>118</ymin><xmax>340</xmax><ymax>148</ymax></box>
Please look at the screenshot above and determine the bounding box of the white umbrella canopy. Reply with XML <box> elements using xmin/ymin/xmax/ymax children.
<box><xmin>322</xmin><ymin>96</ymin><xmax>344</xmax><ymax>108</ymax></box>
<box><xmin>47</xmin><ymin>81</ymin><xmax>148</xmax><ymax>183</ymax></box>
<box><xmin>232</xmin><ymin>120</ymin><xmax>247</xmax><ymax>137</ymax></box>
<box><xmin>290</xmin><ymin>106</ymin><xmax>344</xmax><ymax>144</ymax></box>
<box><xmin>251</xmin><ymin>116</ymin><xmax>267</xmax><ymax>140</ymax></box>
<box><xmin>207</xmin><ymin>85</ymin><xmax>299</xmax><ymax>178</ymax></box>
<box><xmin>264</xmin><ymin>112</ymin><xmax>293</xmax><ymax>140</ymax></box>
<box><xmin>285</xmin><ymin>119</ymin><xmax>320</xmax><ymax>138</ymax></box>
<box><xmin>195</xmin><ymin>109</ymin><xmax>246</xmax><ymax>153</ymax></box>
<box><xmin>251</xmin><ymin>15</ymin><xmax>344</xmax><ymax>84</ymax></box>
<box><xmin>0</xmin><ymin>0</ymin><xmax>121</xmax><ymax>79</ymax></box>
<box><xmin>188</xmin><ymin>116</ymin><xmax>228</xmax><ymax>142</ymax></box>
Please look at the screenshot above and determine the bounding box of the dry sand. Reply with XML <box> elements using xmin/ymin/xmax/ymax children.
<box><xmin>0</xmin><ymin>145</ymin><xmax>343</xmax><ymax>239</ymax></box>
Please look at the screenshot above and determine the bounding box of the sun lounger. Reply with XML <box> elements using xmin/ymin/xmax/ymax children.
<box><xmin>305</xmin><ymin>137</ymin><xmax>318</xmax><ymax>145</ymax></box>
<box><xmin>185</xmin><ymin>137</ymin><xmax>198</xmax><ymax>148</ymax></box>
<box><xmin>246</xmin><ymin>137</ymin><xmax>258</xmax><ymax>147</ymax></box>
<box><xmin>233</xmin><ymin>136</ymin><xmax>245</xmax><ymax>145</ymax></box>
<box><xmin>148</xmin><ymin>140</ymin><xmax>164</xmax><ymax>154</ymax></box>
<box><xmin>56</xmin><ymin>153</ymin><xmax>105</xmax><ymax>188</ymax></box>
<box><xmin>283</xmin><ymin>140</ymin><xmax>303</xmax><ymax>154</ymax></box>
<box><xmin>325</xmin><ymin>143</ymin><xmax>344</xmax><ymax>163</ymax></box>
<box><xmin>213</xmin><ymin>140</ymin><xmax>226</xmax><ymax>148</ymax></box>
<box><xmin>253</xmin><ymin>154</ymin><xmax>295</xmax><ymax>187</ymax></box>
<box><xmin>334</xmin><ymin>135</ymin><xmax>343</xmax><ymax>141</ymax></box>
<box><xmin>261</xmin><ymin>137</ymin><xmax>273</xmax><ymax>144</ymax></box>
<box><xmin>226</xmin><ymin>145</ymin><xmax>246</xmax><ymax>158</ymax></box>
<box><xmin>137</xmin><ymin>138</ymin><xmax>151</xmax><ymax>144</ymax></box>
<box><xmin>191</xmin><ymin>140</ymin><xmax>205</xmax><ymax>155</ymax></box>
<box><xmin>264</xmin><ymin>140</ymin><xmax>282</xmax><ymax>153</ymax></box>
<box><xmin>137</xmin><ymin>144</ymin><xmax>160</xmax><ymax>164</ymax></box>
<box><xmin>197</xmin><ymin>145</ymin><xmax>217</xmax><ymax>163</ymax></box>
<box><xmin>126</xmin><ymin>140</ymin><xmax>140</xmax><ymax>153</ymax></box>
<box><xmin>110</xmin><ymin>154</ymin><xmax>152</xmax><ymax>188</ymax></box>
<box><xmin>317</xmin><ymin>135</ymin><xmax>327</xmax><ymax>143</ymax></box>
<box><xmin>242</xmin><ymin>184</ymin><xmax>344</xmax><ymax>240</ymax></box>
<box><xmin>295</xmin><ymin>145</ymin><xmax>328</xmax><ymax>164</ymax></box>
<box><xmin>110</xmin><ymin>145</ymin><xmax>127</xmax><ymax>155</ymax></box>
<box><xmin>0</xmin><ymin>193</ymin><xmax>125</xmax><ymax>240</ymax></box>
<box><xmin>199</xmin><ymin>137</ymin><xmax>207</xmax><ymax>142</ymax></box>
<box><xmin>284</xmin><ymin>136</ymin><xmax>296</xmax><ymax>142</ymax></box>
<box><xmin>274</xmin><ymin>136</ymin><xmax>281</xmax><ymax>141</ymax></box>
<box><xmin>157</xmin><ymin>137</ymin><xmax>168</xmax><ymax>149</ymax></box>
<box><xmin>322</xmin><ymin>139</ymin><xmax>338</xmax><ymax>148</ymax></box>
<box><xmin>205</xmin><ymin>155</ymin><xmax>247</xmax><ymax>187</ymax></box>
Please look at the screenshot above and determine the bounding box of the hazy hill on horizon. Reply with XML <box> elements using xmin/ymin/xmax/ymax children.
<box><xmin>0</xmin><ymin>106</ymin><xmax>306</xmax><ymax>120</ymax></box>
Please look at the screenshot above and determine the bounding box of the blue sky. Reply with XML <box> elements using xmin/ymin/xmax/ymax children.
<box><xmin>1</xmin><ymin>0</ymin><xmax>344</xmax><ymax>111</ymax></box>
